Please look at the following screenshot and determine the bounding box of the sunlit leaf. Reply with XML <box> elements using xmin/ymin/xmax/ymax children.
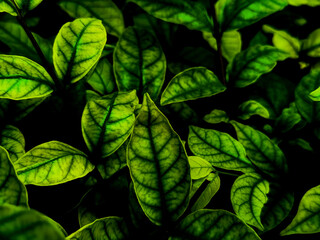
<box><xmin>0</xmin><ymin>125</ymin><xmax>25</xmax><ymax>162</ymax></box>
<box><xmin>53</xmin><ymin>18</ymin><xmax>106</xmax><ymax>84</ymax></box>
<box><xmin>288</xmin><ymin>0</ymin><xmax>320</xmax><ymax>7</ymax></box>
<box><xmin>15</xmin><ymin>0</ymin><xmax>43</xmax><ymax>13</ymax></box>
<box><xmin>281</xmin><ymin>185</ymin><xmax>320</xmax><ymax>235</ymax></box>
<box><xmin>161</xmin><ymin>67</ymin><xmax>226</xmax><ymax>105</ymax></box>
<box><xmin>170</xmin><ymin>209</ymin><xmax>261</xmax><ymax>240</ymax></box>
<box><xmin>188</xmin><ymin>156</ymin><xmax>214</xmax><ymax>180</ymax></box>
<box><xmin>11</xmin><ymin>97</ymin><xmax>46</xmax><ymax>122</ymax></box>
<box><xmin>129</xmin><ymin>0</ymin><xmax>213</xmax><ymax>32</ymax></box>
<box><xmin>82</xmin><ymin>90</ymin><xmax>138</xmax><ymax>158</ymax></box>
<box><xmin>203</xmin><ymin>109</ymin><xmax>229</xmax><ymax>124</ymax></box>
<box><xmin>227</xmin><ymin>45</ymin><xmax>289</xmax><ymax>88</ymax></box>
<box><xmin>219</xmin><ymin>0</ymin><xmax>288</xmax><ymax>31</ymax></box>
<box><xmin>188</xmin><ymin>125</ymin><xmax>254</xmax><ymax>173</ymax></box>
<box><xmin>230</xmin><ymin>121</ymin><xmax>288</xmax><ymax>179</ymax></box>
<box><xmin>275</xmin><ymin>103</ymin><xmax>302</xmax><ymax>132</ymax></box>
<box><xmin>14</xmin><ymin>141</ymin><xmax>94</xmax><ymax>186</ymax></box>
<box><xmin>127</xmin><ymin>94</ymin><xmax>191</xmax><ymax>225</ymax></box>
<box><xmin>58</xmin><ymin>0</ymin><xmax>124</xmax><ymax>37</ymax></box>
<box><xmin>0</xmin><ymin>204</ymin><xmax>65</xmax><ymax>240</ymax></box>
<box><xmin>302</xmin><ymin>29</ymin><xmax>320</xmax><ymax>57</ymax></box>
<box><xmin>0</xmin><ymin>146</ymin><xmax>28</xmax><ymax>207</ymax></box>
<box><xmin>0</xmin><ymin>0</ymin><xmax>17</xmax><ymax>16</ymax></box>
<box><xmin>238</xmin><ymin>100</ymin><xmax>270</xmax><ymax>120</ymax></box>
<box><xmin>0</xmin><ymin>55</ymin><xmax>54</xmax><ymax>100</ymax></box>
<box><xmin>231</xmin><ymin>173</ymin><xmax>269</xmax><ymax>230</ymax></box>
<box><xmin>114</xmin><ymin>26</ymin><xmax>166</xmax><ymax>100</ymax></box>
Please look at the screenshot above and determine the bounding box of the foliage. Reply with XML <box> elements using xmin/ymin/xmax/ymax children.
<box><xmin>0</xmin><ymin>0</ymin><xmax>320</xmax><ymax>239</ymax></box>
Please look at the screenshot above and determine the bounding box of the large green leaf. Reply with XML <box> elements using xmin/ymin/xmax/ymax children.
<box><xmin>188</xmin><ymin>125</ymin><xmax>254</xmax><ymax>173</ymax></box>
<box><xmin>14</xmin><ymin>141</ymin><xmax>94</xmax><ymax>186</ymax></box>
<box><xmin>302</xmin><ymin>28</ymin><xmax>320</xmax><ymax>57</ymax></box>
<box><xmin>82</xmin><ymin>90</ymin><xmax>138</xmax><ymax>158</ymax></box>
<box><xmin>170</xmin><ymin>209</ymin><xmax>261</xmax><ymax>240</ymax></box>
<box><xmin>0</xmin><ymin>0</ymin><xmax>16</xmax><ymax>16</ymax></box>
<box><xmin>230</xmin><ymin>121</ymin><xmax>288</xmax><ymax>179</ymax></box>
<box><xmin>58</xmin><ymin>0</ymin><xmax>124</xmax><ymax>37</ymax></box>
<box><xmin>231</xmin><ymin>173</ymin><xmax>269</xmax><ymax>230</ymax></box>
<box><xmin>188</xmin><ymin>156</ymin><xmax>214</xmax><ymax>180</ymax></box>
<box><xmin>227</xmin><ymin>45</ymin><xmax>289</xmax><ymax>88</ymax></box>
<box><xmin>160</xmin><ymin>67</ymin><xmax>226</xmax><ymax>106</ymax></box>
<box><xmin>0</xmin><ymin>55</ymin><xmax>54</xmax><ymax>100</ymax></box>
<box><xmin>67</xmin><ymin>217</ymin><xmax>128</xmax><ymax>240</ymax></box>
<box><xmin>53</xmin><ymin>18</ymin><xmax>106</xmax><ymax>84</ymax></box>
<box><xmin>129</xmin><ymin>0</ymin><xmax>213</xmax><ymax>32</ymax></box>
<box><xmin>295</xmin><ymin>68</ymin><xmax>320</xmax><ymax>122</ymax></box>
<box><xmin>219</xmin><ymin>0</ymin><xmax>288</xmax><ymax>32</ymax></box>
<box><xmin>0</xmin><ymin>146</ymin><xmax>28</xmax><ymax>207</ymax></box>
<box><xmin>281</xmin><ymin>185</ymin><xmax>320</xmax><ymax>235</ymax></box>
<box><xmin>114</xmin><ymin>26</ymin><xmax>166</xmax><ymax>100</ymax></box>
<box><xmin>0</xmin><ymin>125</ymin><xmax>25</xmax><ymax>162</ymax></box>
<box><xmin>127</xmin><ymin>94</ymin><xmax>191</xmax><ymax>225</ymax></box>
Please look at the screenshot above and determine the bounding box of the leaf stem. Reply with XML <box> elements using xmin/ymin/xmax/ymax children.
<box><xmin>215</xmin><ymin>170</ymin><xmax>240</xmax><ymax>177</ymax></box>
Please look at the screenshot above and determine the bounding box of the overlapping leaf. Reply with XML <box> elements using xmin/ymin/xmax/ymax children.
<box><xmin>14</xmin><ymin>141</ymin><xmax>94</xmax><ymax>186</ymax></box>
<box><xmin>0</xmin><ymin>0</ymin><xmax>17</xmax><ymax>16</ymax></box>
<box><xmin>11</xmin><ymin>97</ymin><xmax>46</xmax><ymax>122</ymax></box>
<box><xmin>53</xmin><ymin>18</ymin><xmax>106</xmax><ymax>84</ymax></box>
<box><xmin>231</xmin><ymin>121</ymin><xmax>288</xmax><ymax>178</ymax></box>
<box><xmin>160</xmin><ymin>67</ymin><xmax>226</xmax><ymax>105</ymax></box>
<box><xmin>231</xmin><ymin>173</ymin><xmax>269</xmax><ymax>230</ymax></box>
<box><xmin>15</xmin><ymin>0</ymin><xmax>43</xmax><ymax>13</ymax></box>
<box><xmin>0</xmin><ymin>125</ymin><xmax>25</xmax><ymax>162</ymax></box>
<box><xmin>188</xmin><ymin>156</ymin><xmax>214</xmax><ymax>180</ymax></box>
<box><xmin>275</xmin><ymin>103</ymin><xmax>302</xmax><ymax>132</ymax></box>
<box><xmin>219</xmin><ymin>0</ymin><xmax>288</xmax><ymax>31</ymax></box>
<box><xmin>203</xmin><ymin>109</ymin><xmax>229</xmax><ymax>124</ymax></box>
<box><xmin>281</xmin><ymin>185</ymin><xmax>320</xmax><ymax>235</ymax></box>
<box><xmin>0</xmin><ymin>204</ymin><xmax>65</xmax><ymax>240</ymax></box>
<box><xmin>227</xmin><ymin>45</ymin><xmax>289</xmax><ymax>88</ymax></box>
<box><xmin>188</xmin><ymin>125</ymin><xmax>254</xmax><ymax>173</ymax></box>
<box><xmin>170</xmin><ymin>209</ymin><xmax>261</xmax><ymax>240</ymax></box>
<box><xmin>0</xmin><ymin>146</ymin><xmax>28</xmax><ymax>207</ymax></box>
<box><xmin>82</xmin><ymin>91</ymin><xmax>138</xmax><ymax>158</ymax></box>
<box><xmin>127</xmin><ymin>94</ymin><xmax>191</xmax><ymax>225</ymax></box>
<box><xmin>129</xmin><ymin>0</ymin><xmax>213</xmax><ymax>32</ymax></box>
<box><xmin>165</xmin><ymin>102</ymin><xmax>199</xmax><ymax>124</ymax></box>
<box><xmin>238</xmin><ymin>100</ymin><xmax>270</xmax><ymax>120</ymax></box>
<box><xmin>58</xmin><ymin>0</ymin><xmax>124</xmax><ymax>37</ymax></box>
<box><xmin>0</xmin><ymin>55</ymin><xmax>54</xmax><ymax>100</ymax></box>
<box><xmin>288</xmin><ymin>0</ymin><xmax>320</xmax><ymax>6</ymax></box>
<box><xmin>302</xmin><ymin>28</ymin><xmax>320</xmax><ymax>57</ymax></box>
<box><xmin>114</xmin><ymin>26</ymin><xmax>166</xmax><ymax>100</ymax></box>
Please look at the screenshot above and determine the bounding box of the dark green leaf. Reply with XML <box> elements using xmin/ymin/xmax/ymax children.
<box><xmin>302</xmin><ymin>28</ymin><xmax>320</xmax><ymax>57</ymax></box>
<box><xmin>11</xmin><ymin>97</ymin><xmax>46</xmax><ymax>122</ymax></box>
<box><xmin>165</xmin><ymin>102</ymin><xmax>199</xmax><ymax>124</ymax></box>
<box><xmin>15</xmin><ymin>0</ymin><xmax>43</xmax><ymax>13</ymax></box>
<box><xmin>275</xmin><ymin>103</ymin><xmax>302</xmax><ymax>132</ymax></box>
<box><xmin>238</xmin><ymin>100</ymin><xmax>270</xmax><ymax>120</ymax></box>
<box><xmin>203</xmin><ymin>109</ymin><xmax>229</xmax><ymax>124</ymax></box>
<box><xmin>127</xmin><ymin>94</ymin><xmax>191</xmax><ymax>225</ymax></box>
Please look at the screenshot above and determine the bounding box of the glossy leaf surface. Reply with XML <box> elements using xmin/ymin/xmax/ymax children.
<box><xmin>82</xmin><ymin>91</ymin><xmax>138</xmax><ymax>158</ymax></box>
<box><xmin>188</xmin><ymin>125</ymin><xmax>254</xmax><ymax>173</ymax></box>
<box><xmin>15</xmin><ymin>0</ymin><xmax>43</xmax><ymax>13</ymax></box>
<box><xmin>231</xmin><ymin>173</ymin><xmax>269</xmax><ymax>230</ymax></box>
<box><xmin>0</xmin><ymin>55</ymin><xmax>54</xmax><ymax>100</ymax></box>
<box><xmin>58</xmin><ymin>0</ymin><xmax>124</xmax><ymax>37</ymax></box>
<box><xmin>53</xmin><ymin>18</ymin><xmax>106</xmax><ymax>84</ymax></box>
<box><xmin>188</xmin><ymin>156</ymin><xmax>214</xmax><ymax>180</ymax></box>
<box><xmin>15</xmin><ymin>141</ymin><xmax>94</xmax><ymax>186</ymax></box>
<box><xmin>0</xmin><ymin>125</ymin><xmax>25</xmax><ymax>162</ymax></box>
<box><xmin>0</xmin><ymin>146</ymin><xmax>28</xmax><ymax>207</ymax></box>
<box><xmin>160</xmin><ymin>67</ymin><xmax>226</xmax><ymax>105</ymax></box>
<box><xmin>114</xmin><ymin>27</ymin><xmax>166</xmax><ymax>100</ymax></box>
<box><xmin>127</xmin><ymin>94</ymin><xmax>191</xmax><ymax>225</ymax></box>
<box><xmin>238</xmin><ymin>100</ymin><xmax>270</xmax><ymax>120</ymax></box>
<box><xmin>0</xmin><ymin>0</ymin><xmax>16</xmax><ymax>16</ymax></box>
<box><xmin>170</xmin><ymin>209</ymin><xmax>261</xmax><ymax>240</ymax></box>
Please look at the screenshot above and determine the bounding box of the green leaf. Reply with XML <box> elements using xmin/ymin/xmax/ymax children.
<box><xmin>238</xmin><ymin>100</ymin><xmax>270</xmax><ymax>120</ymax></box>
<box><xmin>53</xmin><ymin>18</ymin><xmax>106</xmax><ymax>84</ymax></box>
<box><xmin>263</xmin><ymin>25</ymin><xmax>301</xmax><ymax>59</ymax></box>
<box><xmin>281</xmin><ymin>185</ymin><xmax>320</xmax><ymax>235</ymax></box>
<box><xmin>0</xmin><ymin>55</ymin><xmax>54</xmax><ymax>100</ymax></box>
<box><xmin>188</xmin><ymin>156</ymin><xmax>214</xmax><ymax>180</ymax></box>
<box><xmin>288</xmin><ymin>0</ymin><xmax>320</xmax><ymax>7</ymax></box>
<box><xmin>82</xmin><ymin>90</ymin><xmax>138</xmax><ymax>158</ymax></box>
<box><xmin>170</xmin><ymin>209</ymin><xmax>261</xmax><ymax>240</ymax></box>
<box><xmin>114</xmin><ymin>26</ymin><xmax>166</xmax><ymax>100</ymax></box>
<box><xmin>129</xmin><ymin>0</ymin><xmax>213</xmax><ymax>32</ymax></box>
<box><xmin>161</xmin><ymin>67</ymin><xmax>226</xmax><ymax>106</ymax></box>
<box><xmin>219</xmin><ymin>0</ymin><xmax>288</xmax><ymax>32</ymax></box>
<box><xmin>227</xmin><ymin>45</ymin><xmax>289</xmax><ymax>88</ymax></box>
<box><xmin>0</xmin><ymin>146</ymin><xmax>28</xmax><ymax>207</ymax></box>
<box><xmin>310</xmin><ymin>86</ymin><xmax>320</xmax><ymax>101</ymax></box>
<box><xmin>230</xmin><ymin>121</ymin><xmax>288</xmax><ymax>179</ymax></box>
<box><xmin>0</xmin><ymin>0</ymin><xmax>17</xmax><ymax>16</ymax></box>
<box><xmin>231</xmin><ymin>173</ymin><xmax>270</xmax><ymax>230</ymax></box>
<box><xmin>275</xmin><ymin>103</ymin><xmax>302</xmax><ymax>132</ymax></box>
<box><xmin>67</xmin><ymin>217</ymin><xmax>128</xmax><ymax>239</ymax></box>
<box><xmin>0</xmin><ymin>125</ymin><xmax>25</xmax><ymax>162</ymax></box>
<box><xmin>302</xmin><ymin>29</ymin><xmax>320</xmax><ymax>57</ymax></box>
<box><xmin>86</xmin><ymin>58</ymin><xmax>115</xmax><ymax>95</ymax></box>
<box><xmin>165</xmin><ymin>102</ymin><xmax>199</xmax><ymax>124</ymax></box>
<box><xmin>14</xmin><ymin>141</ymin><xmax>94</xmax><ymax>186</ymax></box>
<box><xmin>58</xmin><ymin>0</ymin><xmax>124</xmax><ymax>38</ymax></box>
<box><xmin>0</xmin><ymin>204</ymin><xmax>65</xmax><ymax>239</ymax></box>
<box><xmin>188</xmin><ymin>125</ymin><xmax>254</xmax><ymax>173</ymax></box>
<box><xmin>15</xmin><ymin>0</ymin><xmax>43</xmax><ymax>13</ymax></box>
<box><xmin>295</xmin><ymin>68</ymin><xmax>320</xmax><ymax>122</ymax></box>
<box><xmin>203</xmin><ymin>109</ymin><xmax>229</xmax><ymax>124</ymax></box>
<box><xmin>11</xmin><ymin>97</ymin><xmax>46</xmax><ymax>122</ymax></box>
<box><xmin>127</xmin><ymin>94</ymin><xmax>191</xmax><ymax>225</ymax></box>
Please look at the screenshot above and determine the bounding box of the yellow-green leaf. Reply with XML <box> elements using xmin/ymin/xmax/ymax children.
<box><xmin>302</xmin><ymin>29</ymin><xmax>320</xmax><ymax>58</ymax></box>
<box><xmin>0</xmin><ymin>125</ymin><xmax>25</xmax><ymax>162</ymax></box>
<box><xmin>127</xmin><ymin>94</ymin><xmax>191</xmax><ymax>225</ymax></box>
<box><xmin>15</xmin><ymin>0</ymin><xmax>43</xmax><ymax>13</ymax></box>
<box><xmin>0</xmin><ymin>55</ymin><xmax>54</xmax><ymax>100</ymax></box>
<box><xmin>288</xmin><ymin>0</ymin><xmax>320</xmax><ymax>6</ymax></box>
<box><xmin>188</xmin><ymin>156</ymin><xmax>214</xmax><ymax>180</ymax></box>
<box><xmin>53</xmin><ymin>18</ymin><xmax>106</xmax><ymax>84</ymax></box>
<box><xmin>14</xmin><ymin>141</ymin><xmax>94</xmax><ymax>186</ymax></box>
<box><xmin>0</xmin><ymin>0</ymin><xmax>17</xmax><ymax>16</ymax></box>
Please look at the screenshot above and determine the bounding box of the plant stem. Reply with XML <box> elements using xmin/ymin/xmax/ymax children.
<box><xmin>215</xmin><ymin>170</ymin><xmax>240</xmax><ymax>177</ymax></box>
